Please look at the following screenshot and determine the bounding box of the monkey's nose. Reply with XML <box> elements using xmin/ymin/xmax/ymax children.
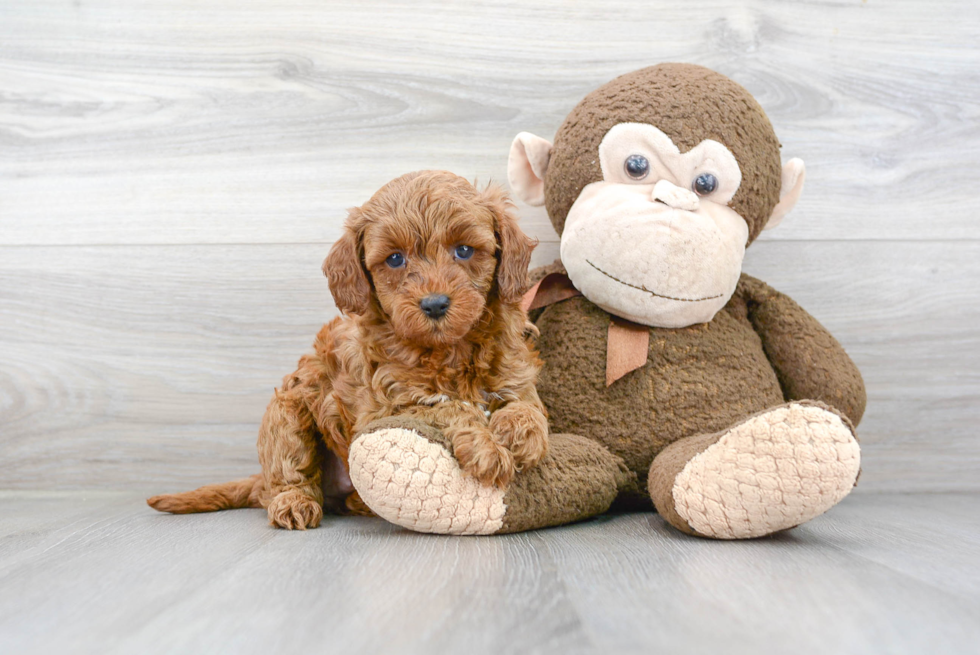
<box><xmin>652</xmin><ymin>179</ymin><xmax>700</xmax><ymax>211</ymax></box>
<box><xmin>420</xmin><ymin>294</ymin><xmax>451</xmax><ymax>320</ymax></box>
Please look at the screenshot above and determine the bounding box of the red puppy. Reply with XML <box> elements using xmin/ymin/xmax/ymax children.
<box><xmin>148</xmin><ymin>171</ymin><xmax>548</xmax><ymax>529</ymax></box>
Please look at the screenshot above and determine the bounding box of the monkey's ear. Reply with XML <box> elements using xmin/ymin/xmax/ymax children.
<box><xmin>323</xmin><ymin>210</ymin><xmax>372</xmax><ymax>315</ymax></box>
<box><xmin>481</xmin><ymin>185</ymin><xmax>538</xmax><ymax>303</ymax></box>
<box><xmin>507</xmin><ymin>132</ymin><xmax>553</xmax><ymax>206</ymax></box>
<box><xmin>765</xmin><ymin>158</ymin><xmax>806</xmax><ymax>231</ymax></box>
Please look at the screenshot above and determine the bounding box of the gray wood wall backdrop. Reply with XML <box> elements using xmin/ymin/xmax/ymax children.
<box><xmin>1</xmin><ymin>0</ymin><xmax>978</xmax><ymax>493</ymax></box>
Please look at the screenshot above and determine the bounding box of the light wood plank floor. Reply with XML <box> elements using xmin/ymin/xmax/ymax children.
<box><xmin>1</xmin><ymin>492</ymin><xmax>977</xmax><ymax>655</ymax></box>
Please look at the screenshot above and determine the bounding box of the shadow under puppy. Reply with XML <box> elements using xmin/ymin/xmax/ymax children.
<box><xmin>148</xmin><ymin>170</ymin><xmax>548</xmax><ymax>529</ymax></box>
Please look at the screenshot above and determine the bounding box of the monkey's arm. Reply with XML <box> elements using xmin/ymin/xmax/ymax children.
<box><xmin>737</xmin><ymin>273</ymin><xmax>867</xmax><ymax>425</ymax></box>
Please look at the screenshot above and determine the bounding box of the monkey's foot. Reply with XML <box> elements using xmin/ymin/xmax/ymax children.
<box><xmin>649</xmin><ymin>402</ymin><xmax>861</xmax><ymax>540</ymax></box>
<box><xmin>348</xmin><ymin>417</ymin><xmax>633</xmax><ymax>535</ymax></box>
<box><xmin>348</xmin><ymin>418</ymin><xmax>507</xmax><ymax>535</ymax></box>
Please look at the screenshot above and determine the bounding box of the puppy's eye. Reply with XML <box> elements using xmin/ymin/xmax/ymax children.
<box><xmin>624</xmin><ymin>154</ymin><xmax>650</xmax><ymax>180</ymax></box>
<box><xmin>385</xmin><ymin>252</ymin><xmax>405</xmax><ymax>268</ymax></box>
<box><xmin>454</xmin><ymin>245</ymin><xmax>474</xmax><ymax>261</ymax></box>
<box><xmin>693</xmin><ymin>173</ymin><xmax>718</xmax><ymax>196</ymax></box>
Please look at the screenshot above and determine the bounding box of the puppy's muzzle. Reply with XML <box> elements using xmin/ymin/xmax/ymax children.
<box><xmin>419</xmin><ymin>294</ymin><xmax>451</xmax><ymax>320</ymax></box>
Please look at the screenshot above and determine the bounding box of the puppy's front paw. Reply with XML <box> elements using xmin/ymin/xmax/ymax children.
<box><xmin>267</xmin><ymin>489</ymin><xmax>323</xmax><ymax>530</ymax></box>
<box><xmin>452</xmin><ymin>426</ymin><xmax>516</xmax><ymax>488</ymax></box>
<box><xmin>489</xmin><ymin>403</ymin><xmax>549</xmax><ymax>472</ymax></box>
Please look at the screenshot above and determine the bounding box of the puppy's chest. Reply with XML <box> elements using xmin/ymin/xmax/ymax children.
<box><xmin>387</xmin><ymin>367</ymin><xmax>505</xmax><ymax>412</ymax></box>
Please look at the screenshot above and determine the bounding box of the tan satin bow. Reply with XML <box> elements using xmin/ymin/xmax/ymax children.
<box><xmin>522</xmin><ymin>273</ymin><xmax>649</xmax><ymax>386</ymax></box>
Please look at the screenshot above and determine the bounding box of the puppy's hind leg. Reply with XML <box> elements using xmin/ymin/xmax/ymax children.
<box><xmin>258</xmin><ymin>387</ymin><xmax>325</xmax><ymax>530</ymax></box>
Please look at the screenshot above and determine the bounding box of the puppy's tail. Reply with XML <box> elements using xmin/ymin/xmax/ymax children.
<box><xmin>147</xmin><ymin>474</ymin><xmax>264</xmax><ymax>514</ymax></box>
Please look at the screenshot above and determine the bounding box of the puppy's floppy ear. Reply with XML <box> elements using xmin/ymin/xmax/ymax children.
<box><xmin>323</xmin><ymin>208</ymin><xmax>371</xmax><ymax>315</ymax></box>
<box><xmin>481</xmin><ymin>184</ymin><xmax>537</xmax><ymax>304</ymax></box>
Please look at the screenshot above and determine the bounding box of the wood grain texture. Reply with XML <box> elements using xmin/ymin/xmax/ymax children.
<box><xmin>0</xmin><ymin>492</ymin><xmax>978</xmax><ymax>655</ymax></box>
<box><xmin>1</xmin><ymin>0</ymin><xmax>978</xmax><ymax>245</ymax></box>
<box><xmin>1</xmin><ymin>0</ymin><xmax>979</xmax><ymax>492</ymax></box>
<box><xmin>1</xmin><ymin>241</ymin><xmax>976</xmax><ymax>492</ymax></box>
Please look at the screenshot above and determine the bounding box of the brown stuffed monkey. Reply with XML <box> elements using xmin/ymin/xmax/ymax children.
<box><xmin>347</xmin><ymin>63</ymin><xmax>866</xmax><ymax>539</ymax></box>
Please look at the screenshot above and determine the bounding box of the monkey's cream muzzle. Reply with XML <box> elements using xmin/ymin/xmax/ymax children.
<box><xmin>555</xmin><ymin>122</ymin><xmax>751</xmax><ymax>329</ymax></box>
<box><xmin>561</xmin><ymin>180</ymin><xmax>748</xmax><ymax>329</ymax></box>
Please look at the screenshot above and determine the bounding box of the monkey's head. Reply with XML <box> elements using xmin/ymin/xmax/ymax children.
<box><xmin>508</xmin><ymin>63</ymin><xmax>805</xmax><ymax>328</ymax></box>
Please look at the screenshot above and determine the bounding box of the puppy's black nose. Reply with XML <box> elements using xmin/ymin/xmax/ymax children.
<box><xmin>420</xmin><ymin>294</ymin><xmax>451</xmax><ymax>320</ymax></box>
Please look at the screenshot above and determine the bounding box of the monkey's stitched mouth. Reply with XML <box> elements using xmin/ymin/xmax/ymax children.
<box><xmin>585</xmin><ymin>260</ymin><xmax>723</xmax><ymax>303</ymax></box>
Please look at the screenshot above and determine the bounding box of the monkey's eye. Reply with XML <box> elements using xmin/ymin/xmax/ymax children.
<box><xmin>454</xmin><ymin>245</ymin><xmax>474</xmax><ymax>261</ymax></box>
<box><xmin>693</xmin><ymin>173</ymin><xmax>718</xmax><ymax>196</ymax></box>
<box><xmin>385</xmin><ymin>252</ymin><xmax>405</xmax><ymax>268</ymax></box>
<box><xmin>624</xmin><ymin>155</ymin><xmax>650</xmax><ymax>180</ymax></box>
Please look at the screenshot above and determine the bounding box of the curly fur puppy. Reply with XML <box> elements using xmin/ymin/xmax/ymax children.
<box><xmin>147</xmin><ymin>171</ymin><xmax>548</xmax><ymax>529</ymax></box>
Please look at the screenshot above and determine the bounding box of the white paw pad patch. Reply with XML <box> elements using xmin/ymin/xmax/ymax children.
<box><xmin>348</xmin><ymin>428</ymin><xmax>506</xmax><ymax>535</ymax></box>
<box><xmin>672</xmin><ymin>404</ymin><xmax>861</xmax><ymax>539</ymax></box>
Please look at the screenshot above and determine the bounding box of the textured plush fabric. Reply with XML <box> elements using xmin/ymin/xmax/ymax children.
<box><xmin>349</xmin><ymin>418</ymin><xmax>507</xmax><ymax>535</ymax></box>
<box><xmin>543</xmin><ymin>63</ymin><xmax>782</xmax><ymax>244</ymax></box>
<box><xmin>499</xmin><ymin>432</ymin><xmax>635</xmax><ymax>534</ymax></box>
<box><xmin>647</xmin><ymin>430</ymin><xmax>723</xmax><ymax>537</ymax></box>
<box><xmin>533</xmin><ymin>271</ymin><xmax>788</xmax><ymax>491</ymax></box>
<box><xmin>349</xmin><ymin>418</ymin><xmax>634</xmax><ymax>535</ymax></box>
<box><xmin>737</xmin><ymin>275</ymin><xmax>867</xmax><ymax>424</ymax></box>
<box><xmin>665</xmin><ymin>402</ymin><xmax>860</xmax><ymax>539</ymax></box>
<box><xmin>560</xmin><ymin>180</ymin><xmax>749</xmax><ymax>328</ymax></box>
